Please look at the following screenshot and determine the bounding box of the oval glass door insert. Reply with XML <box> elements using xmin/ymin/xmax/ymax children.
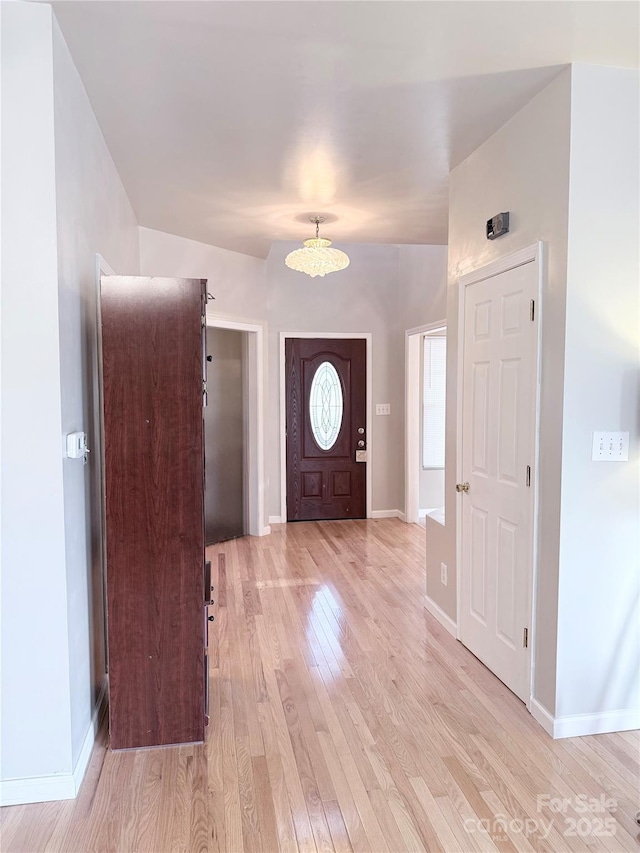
<box><xmin>309</xmin><ymin>361</ymin><xmax>343</xmax><ymax>450</ymax></box>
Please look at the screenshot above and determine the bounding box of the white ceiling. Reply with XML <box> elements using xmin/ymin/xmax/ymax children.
<box><xmin>52</xmin><ymin>1</ymin><xmax>639</xmax><ymax>257</ymax></box>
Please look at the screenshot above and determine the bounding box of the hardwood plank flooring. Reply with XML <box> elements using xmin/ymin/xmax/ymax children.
<box><xmin>2</xmin><ymin>520</ymin><xmax>639</xmax><ymax>852</ymax></box>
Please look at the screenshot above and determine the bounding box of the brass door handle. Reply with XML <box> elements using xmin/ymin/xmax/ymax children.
<box><xmin>456</xmin><ymin>482</ymin><xmax>470</xmax><ymax>493</ymax></box>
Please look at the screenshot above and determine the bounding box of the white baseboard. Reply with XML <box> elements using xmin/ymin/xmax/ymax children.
<box><xmin>259</xmin><ymin>525</ymin><xmax>272</xmax><ymax>536</ymax></box>
<box><xmin>371</xmin><ymin>509</ymin><xmax>406</xmax><ymax>521</ymax></box>
<box><xmin>73</xmin><ymin>677</ymin><xmax>108</xmax><ymax>791</ymax></box>
<box><xmin>530</xmin><ymin>698</ymin><xmax>640</xmax><ymax>739</ymax></box>
<box><xmin>0</xmin><ymin>676</ymin><xmax>108</xmax><ymax>807</ymax></box>
<box><xmin>529</xmin><ymin>699</ymin><xmax>556</xmax><ymax>737</ymax></box>
<box><xmin>423</xmin><ymin>595</ymin><xmax>457</xmax><ymax>637</ymax></box>
<box><xmin>0</xmin><ymin>772</ymin><xmax>77</xmax><ymax>807</ymax></box>
<box><xmin>271</xmin><ymin>512</ymin><xmax>410</xmax><ymax>524</ymax></box>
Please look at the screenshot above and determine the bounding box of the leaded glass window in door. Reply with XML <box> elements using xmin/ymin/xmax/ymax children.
<box><xmin>309</xmin><ymin>361</ymin><xmax>343</xmax><ymax>450</ymax></box>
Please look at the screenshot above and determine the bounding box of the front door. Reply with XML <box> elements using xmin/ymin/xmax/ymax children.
<box><xmin>459</xmin><ymin>259</ymin><xmax>539</xmax><ymax>702</ymax></box>
<box><xmin>285</xmin><ymin>338</ymin><xmax>366</xmax><ymax>521</ymax></box>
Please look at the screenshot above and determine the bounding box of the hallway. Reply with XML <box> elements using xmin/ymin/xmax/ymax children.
<box><xmin>2</xmin><ymin>519</ymin><xmax>638</xmax><ymax>852</ymax></box>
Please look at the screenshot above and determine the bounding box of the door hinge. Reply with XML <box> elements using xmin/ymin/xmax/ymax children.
<box><xmin>523</xmin><ymin>627</ymin><xmax>529</xmax><ymax>648</ymax></box>
<box><xmin>526</xmin><ymin>465</ymin><xmax>531</xmax><ymax>487</ymax></box>
<box><xmin>529</xmin><ymin>299</ymin><xmax>535</xmax><ymax>321</ymax></box>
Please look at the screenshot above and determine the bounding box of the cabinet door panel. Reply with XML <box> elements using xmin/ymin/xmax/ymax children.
<box><xmin>102</xmin><ymin>276</ymin><xmax>206</xmax><ymax>749</ymax></box>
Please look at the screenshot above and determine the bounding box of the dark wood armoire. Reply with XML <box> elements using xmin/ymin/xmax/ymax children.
<box><xmin>100</xmin><ymin>276</ymin><xmax>211</xmax><ymax>750</ymax></box>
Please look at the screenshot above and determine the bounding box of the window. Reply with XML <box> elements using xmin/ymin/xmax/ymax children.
<box><xmin>309</xmin><ymin>360</ymin><xmax>343</xmax><ymax>451</ymax></box>
<box><xmin>422</xmin><ymin>334</ymin><xmax>446</xmax><ymax>469</ymax></box>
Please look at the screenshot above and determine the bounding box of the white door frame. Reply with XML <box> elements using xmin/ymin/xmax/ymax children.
<box><xmin>279</xmin><ymin>332</ymin><xmax>373</xmax><ymax>523</ymax></box>
<box><xmin>405</xmin><ymin>321</ymin><xmax>446</xmax><ymax>525</ymax></box>
<box><xmin>205</xmin><ymin>312</ymin><xmax>269</xmax><ymax>537</ymax></box>
<box><xmin>95</xmin><ymin>255</ymin><xmax>115</xmax><ymax>678</ymax></box>
<box><xmin>455</xmin><ymin>242</ymin><xmax>543</xmax><ymax>709</ymax></box>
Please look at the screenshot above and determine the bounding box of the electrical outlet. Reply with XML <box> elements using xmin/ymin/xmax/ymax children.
<box><xmin>440</xmin><ymin>562</ymin><xmax>448</xmax><ymax>586</ymax></box>
<box><xmin>592</xmin><ymin>431</ymin><xmax>629</xmax><ymax>461</ymax></box>
<box><xmin>376</xmin><ymin>403</ymin><xmax>391</xmax><ymax>416</ymax></box>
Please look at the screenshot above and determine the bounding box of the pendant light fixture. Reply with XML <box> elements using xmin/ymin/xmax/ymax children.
<box><xmin>284</xmin><ymin>216</ymin><xmax>350</xmax><ymax>278</ymax></box>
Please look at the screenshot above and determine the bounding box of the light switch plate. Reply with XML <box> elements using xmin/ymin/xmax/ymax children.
<box><xmin>592</xmin><ymin>431</ymin><xmax>629</xmax><ymax>461</ymax></box>
<box><xmin>376</xmin><ymin>403</ymin><xmax>391</xmax><ymax>416</ymax></box>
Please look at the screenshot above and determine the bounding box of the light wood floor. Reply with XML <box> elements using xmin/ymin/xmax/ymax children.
<box><xmin>2</xmin><ymin>520</ymin><xmax>639</xmax><ymax>852</ymax></box>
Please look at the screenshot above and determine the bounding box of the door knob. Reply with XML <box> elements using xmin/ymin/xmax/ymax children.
<box><xmin>456</xmin><ymin>482</ymin><xmax>470</xmax><ymax>493</ymax></box>
<box><xmin>358</xmin><ymin>440</ymin><xmax>365</xmax><ymax>448</ymax></box>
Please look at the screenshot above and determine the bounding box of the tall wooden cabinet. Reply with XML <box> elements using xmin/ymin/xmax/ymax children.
<box><xmin>100</xmin><ymin>276</ymin><xmax>209</xmax><ymax>750</ymax></box>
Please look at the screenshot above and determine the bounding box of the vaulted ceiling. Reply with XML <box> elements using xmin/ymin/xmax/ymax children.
<box><xmin>52</xmin><ymin>1</ymin><xmax>639</xmax><ymax>257</ymax></box>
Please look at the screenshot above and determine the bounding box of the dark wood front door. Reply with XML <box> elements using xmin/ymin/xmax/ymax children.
<box><xmin>286</xmin><ymin>338</ymin><xmax>366</xmax><ymax>521</ymax></box>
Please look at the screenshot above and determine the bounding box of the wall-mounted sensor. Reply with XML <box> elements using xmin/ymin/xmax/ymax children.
<box><xmin>66</xmin><ymin>431</ymin><xmax>89</xmax><ymax>463</ymax></box>
<box><xmin>486</xmin><ymin>212</ymin><xmax>510</xmax><ymax>240</ymax></box>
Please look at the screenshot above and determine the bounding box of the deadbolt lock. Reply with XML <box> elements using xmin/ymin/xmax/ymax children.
<box><xmin>456</xmin><ymin>482</ymin><xmax>470</xmax><ymax>493</ymax></box>
<box><xmin>358</xmin><ymin>427</ymin><xmax>365</xmax><ymax>434</ymax></box>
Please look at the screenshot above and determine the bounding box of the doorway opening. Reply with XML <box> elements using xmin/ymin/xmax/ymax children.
<box><xmin>205</xmin><ymin>327</ymin><xmax>246</xmax><ymax>544</ymax></box>
<box><xmin>405</xmin><ymin>322</ymin><xmax>446</xmax><ymax>527</ymax></box>
<box><xmin>205</xmin><ymin>316</ymin><xmax>267</xmax><ymax>538</ymax></box>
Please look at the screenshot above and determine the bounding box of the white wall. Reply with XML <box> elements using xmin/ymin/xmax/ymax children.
<box><xmin>1</xmin><ymin>2</ymin><xmax>73</xmax><ymax>784</ymax></box>
<box><xmin>444</xmin><ymin>68</ymin><xmax>572</xmax><ymax>700</ymax></box>
<box><xmin>555</xmin><ymin>65</ymin><xmax>640</xmax><ymax>721</ymax></box>
<box><xmin>420</xmin><ymin>469</ymin><xmax>445</xmax><ymax>511</ymax></box>
<box><xmin>139</xmin><ymin>226</ymin><xmax>267</xmax><ymax>321</ymax></box>
<box><xmin>1</xmin><ymin>4</ymin><xmax>140</xmax><ymax>802</ymax></box>
<box><xmin>52</xmin><ymin>17</ymin><xmax>140</xmax><ymax>767</ymax></box>
<box><xmin>398</xmin><ymin>245</ymin><xmax>447</xmax><ymax>333</ymax></box>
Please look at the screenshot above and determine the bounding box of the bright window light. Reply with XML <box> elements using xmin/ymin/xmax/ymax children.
<box><xmin>422</xmin><ymin>335</ymin><xmax>446</xmax><ymax>469</ymax></box>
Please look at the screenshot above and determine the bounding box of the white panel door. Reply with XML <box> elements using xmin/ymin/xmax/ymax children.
<box><xmin>459</xmin><ymin>261</ymin><xmax>538</xmax><ymax>702</ymax></box>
